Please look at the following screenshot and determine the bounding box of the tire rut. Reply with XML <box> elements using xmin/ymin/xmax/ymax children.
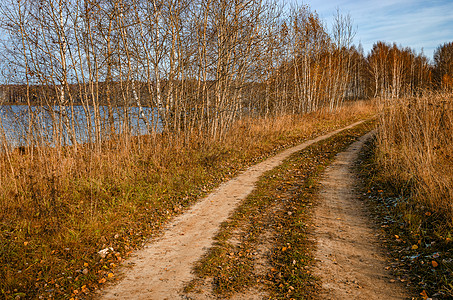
<box><xmin>98</xmin><ymin>120</ymin><xmax>367</xmax><ymax>300</ymax></box>
<box><xmin>311</xmin><ymin>132</ymin><xmax>409</xmax><ymax>299</ymax></box>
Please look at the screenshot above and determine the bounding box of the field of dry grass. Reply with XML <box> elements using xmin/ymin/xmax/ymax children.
<box><xmin>0</xmin><ymin>101</ymin><xmax>375</xmax><ymax>299</ymax></box>
<box><xmin>376</xmin><ymin>93</ymin><xmax>453</xmax><ymax>222</ymax></box>
<box><xmin>359</xmin><ymin>93</ymin><xmax>453</xmax><ymax>298</ymax></box>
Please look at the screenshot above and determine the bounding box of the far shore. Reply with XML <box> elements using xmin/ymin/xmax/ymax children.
<box><xmin>0</xmin><ymin>102</ymin><xmax>153</xmax><ymax>108</ymax></box>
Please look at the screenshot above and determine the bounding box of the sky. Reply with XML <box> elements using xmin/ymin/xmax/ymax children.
<box><xmin>299</xmin><ymin>0</ymin><xmax>453</xmax><ymax>61</ymax></box>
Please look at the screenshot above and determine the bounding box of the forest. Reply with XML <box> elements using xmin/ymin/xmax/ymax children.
<box><xmin>0</xmin><ymin>0</ymin><xmax>450</xmax><ymax>144</ymax></box>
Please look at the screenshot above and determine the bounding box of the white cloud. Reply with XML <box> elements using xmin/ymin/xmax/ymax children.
<box><xmin>302</xmin><ymin>0</ymin><xmax>453</xmax><ymax>59</ymax></box>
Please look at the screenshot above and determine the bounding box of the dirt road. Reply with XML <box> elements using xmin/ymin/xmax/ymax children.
<box><xmin>98</xmin><ymin>120</ymin><xmax>367</xmax><ymax>299</ymax></box>
<box><xmin>311</xmin><ymin>132</ymin><xmax>408</xmax><ymax>299</ymax></box>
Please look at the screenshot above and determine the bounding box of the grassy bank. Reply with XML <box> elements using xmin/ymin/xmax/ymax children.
<box><xmin>357</xmin><ymin>93</ymin><xmax>453</xmax><ymax>299</ymax></box>
<box><xmin>186</xmin><ymin>121</ymin><xmax>375</xmax><ymax>299</ymax></box>
<box><xmin>376</xmin><ymin>93</ymin><xmax>453</xmax><ymax>221</ymax></box>
<box><xmin>0</xmin><ymin>101</ymin><xmax>374</xmax><ymax>299</ymax></box>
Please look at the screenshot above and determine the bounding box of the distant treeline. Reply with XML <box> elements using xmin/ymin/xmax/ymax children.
<box><xmin>0</xmin><ymin>0</ymin><xmax>452</xmax><ymax>142</ymax></box>
<box><xmin>368</xmin><ymin>41</ymin><xmax>453</xmax><ymax>97</ymax></box>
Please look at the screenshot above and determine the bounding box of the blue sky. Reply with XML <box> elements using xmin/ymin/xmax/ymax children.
<box><xmin>299</xmin><ymin>0</ymin><xmax>453</xmax><ymax>61</ymax></box>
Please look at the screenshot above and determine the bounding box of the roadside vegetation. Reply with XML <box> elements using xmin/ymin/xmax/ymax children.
<box><xmin>358</xmin><ymin>93</ymin><xmax>453</xmax><ymax>299</ymax></box>
<box><xmin>185</xmin><ymin>120</ymin><xmax>375</xmax><ymax>299</ymax></box>
<box><xmin>0</xmin><ymin>102</ymin><xmax>374</xmax><ymax>299</ymax></box>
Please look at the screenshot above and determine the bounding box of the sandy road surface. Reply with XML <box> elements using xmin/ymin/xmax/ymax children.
<box><xmin>312</xmin><ymin>132</ymin><xmax>409</xmax><ymax>299</ymax></box>
<box><xmin>98</xmin><ymin>120</ymin><xmax>367</xmax><ymax>300</ymax></box>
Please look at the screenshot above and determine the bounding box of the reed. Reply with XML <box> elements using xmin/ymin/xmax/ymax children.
<box><xmin>0</xmin><ymin>100</ymin><xmax>375</xmax><ymax>298</ymax></box>
<box><xmin>376</xmin><ymin>93</ymin><xmax>453</xmax><ymax>222</ymax></box>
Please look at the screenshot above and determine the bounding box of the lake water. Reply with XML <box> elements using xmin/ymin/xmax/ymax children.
<box><xmin>0</xmin><ymin>105</ymin><xmax>159</xmax><ymax>147</ymax></box>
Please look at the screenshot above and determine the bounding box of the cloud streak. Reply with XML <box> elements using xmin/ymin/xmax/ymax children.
<box><xmin>304</xmin><ymin>0</ymin><xmax>453</xmax><ymax>59</ymax></box>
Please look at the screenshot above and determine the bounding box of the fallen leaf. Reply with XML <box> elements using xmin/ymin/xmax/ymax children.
<box><xmin>24</xmin><ymin>242</ymin><xmax>29</xmax><ymax>246</ymax></box>
<box><xmin>108</xmin><ymin>273</ymin><xmax>114</xmax><ymax>278</ymax></box>
<box><xmin>411</xmin><ymin>244</ymin><xmax>418</xmax><ymax>250</ymax></box>
<box><xmin>84</xmin><ymin>262</ymin><xmax>89</xmax><ymax>267</ymax></box>
<box><xmin>394</xmin><ymin>235</ymin><xmax>399</xmax><ymax>239</ymax></box>
<box><xmin>420</xmin><ymin>290</ymin><xmax>428</xmax><ymax>300</ymax></box>
<box><xmin>98</xmin><ymin>278</ymin><xmax>106</xmax><ymax>284</ymax></box>
<box><xmin>81</xmin><ymin>285</ymin><xmax>89</xmax><ymax>293</ymax></box>
<box><xmin>432</xmin><ymin>261</ymin><xmax>438</xmax><ymax>268</ymax></box>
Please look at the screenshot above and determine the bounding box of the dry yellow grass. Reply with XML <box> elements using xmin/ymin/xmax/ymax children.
<box><xmin>376</xmin><ymin>93</ymin><xmax>453</xmax><ymax>222</ymax></box>
<box><xmin>0</xmin><ymin>101</ymin><xmax>375</xmax><ymax>299</ymax></box>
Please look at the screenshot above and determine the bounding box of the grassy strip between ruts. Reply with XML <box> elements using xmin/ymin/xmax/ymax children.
<box><xmin>185</xmin><ymin>120</ymin><xmax>375</xmax><ymax>299</ymax></box>
<box><xmin>357</xmin><ymin>138</ymin><xmax>453</xmax><ymax>300</ymax></box>
<box><xmin>0</xmin><ymin>102</ymin><xmax>375</xmax><ymax>299</ymax></box>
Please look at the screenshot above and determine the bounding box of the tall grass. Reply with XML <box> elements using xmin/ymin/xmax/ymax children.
<box><xmin>376</xmin><ymin>93</ymin><xmax>453</xmax><ymax>222</ymax></box>
<box><xmin>0</xmin><ymin>101</ymin><xmax>374</xmax><ymax>298</ymax></box>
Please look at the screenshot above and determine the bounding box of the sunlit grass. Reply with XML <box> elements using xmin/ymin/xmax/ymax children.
<box><xmin>358</xmin><ymin>93</ymin><xmax>453</xmax><ymax>298</ymax></box>
<box><xmin>0</xmin><ymin>101</ymin><xmax>375</xmax><ymax>299</ymax></box>
<box><xmin>376</xmin><ymin>93</ymin><xmax>453</xmax><ymax>222</ymax></box>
